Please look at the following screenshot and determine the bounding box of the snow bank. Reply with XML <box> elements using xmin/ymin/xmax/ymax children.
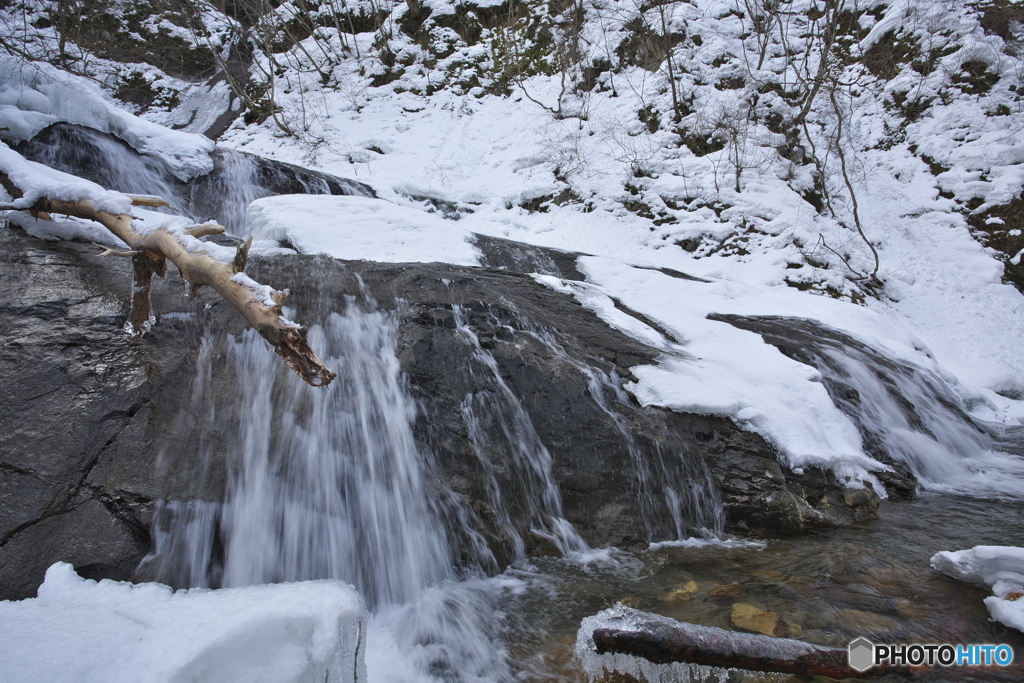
<box><xmin>931</xmin><ymin>546</ymin><xmax>1024</xmax><ymax>632</ymax></box>
<box><xmin>0</xmin><ymin>57</ymin><xmax>214</xmax><ymax>180</ymax></box>
<box><xmin>247</xmin><ymin>194</ymin><xmax>481</xmax><ymax>265</ymax></box>
<box><xmin>0</xmin><ymin>562</ymin><xmax>367</xmax><ymax>683</ymax></box>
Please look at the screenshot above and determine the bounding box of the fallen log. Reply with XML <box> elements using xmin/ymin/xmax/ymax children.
<box><xmin>587</xmin><ymin>606</ymin><xmax>912</xmax><ymax>679</ymax></box>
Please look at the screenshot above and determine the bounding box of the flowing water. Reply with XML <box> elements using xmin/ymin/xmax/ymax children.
<box><xmin>716</xmin><ymin>315</ymin><xmax>1024</xmax><ymax>500</ymax></box>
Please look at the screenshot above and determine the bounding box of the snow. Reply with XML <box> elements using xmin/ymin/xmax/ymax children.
<box><xmin>246</xmin><ymin>194</ymin><xmax>482</xmax><ymax>266</ymax></box>
<box><xmin>0</xmin><ymin>56</ymin><xmax>215</xmax><ymax>180</ymax></box>
<box><xmin>858</xmin><ymin>2</ymin><xmax>910</xmax><ymax>53</ymax></box>
<box><xmin>212</xmin><ymin>0</ymin><xmax>1024</xmax><ymax>491</ymax></box>
<box><xmin>231</xmin><ymin>271</ymin><xmax>280</xmax><ymax>308</ymax></box>
<box><xmin>2</xmin><ymin>0</ymin><xmax>1021</xmax><ymax>494</ymax></box>
<box><xmin>0</xmin><ymin>562</ymin><xmax>367</xmax><ymax>683</ymax></box>
<box><xmin>931</xmin><ymin>546</ymin><xmax>1024</xmax><ymax>632</ymax></box>
<box><xmin>2</xmin><ymin>0</ymin><xmax>1024</xmax><ymax>677</ymax></box>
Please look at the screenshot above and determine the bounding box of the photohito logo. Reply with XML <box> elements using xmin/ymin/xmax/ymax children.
<box><xmin>848</xmin><ymin>638</ymin><xmax>1014</xmax><ymax>671</ymax></box>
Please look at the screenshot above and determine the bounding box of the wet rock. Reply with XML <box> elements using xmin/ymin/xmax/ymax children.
<box><xmin>0</xmin><ymin>226</ymin><xmax>224</xmax><ymax>598</ymax></box>
<box><xmin>712</xmin><ymin>436</ymin><xmax>882</xmax><ymax>533</ymax></box>
<box><xmin>473</xmin><ymin>234</ymin><xmax>586</xmax><ymax>281</ymax></box>
<box><xmin>0</xmin><ymin>499</ymin><xmax>147</xmax><ymax>599</ymax></box>
<box><xmin>660</xmin><ymin>581</ymin><xmax>699</xmax><ymax>605</ymax></box>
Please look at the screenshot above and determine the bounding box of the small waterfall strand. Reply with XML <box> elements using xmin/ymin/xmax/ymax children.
<box><xmin>510</xmin><ymin>318</ymin><xmax>725</xmax><ymax>541</ymax></box>
<box><xmin>453</xmin><ymin>305</ymin><xmax>589</xmax><ymax>563</ymax></box>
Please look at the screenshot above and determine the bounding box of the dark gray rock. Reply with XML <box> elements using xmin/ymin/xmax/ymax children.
<box><xmin>0</xmin><ymin>223</ymin><xmax>889</xmax><ymax>598</ymax></box>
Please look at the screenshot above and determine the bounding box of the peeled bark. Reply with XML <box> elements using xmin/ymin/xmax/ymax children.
<box><xmin>590</xmin><ymin>608</ymin><xmax>913</xmax><ymax>679</ymax></box>
<box><xmin>18</xmin><ymin>195</ymin><xmax>336</xmax><ymax>387</ymax></box>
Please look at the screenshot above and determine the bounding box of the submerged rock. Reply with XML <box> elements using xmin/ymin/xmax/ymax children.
<box><xmin>730</xmin><ymin>602</ymin><xmax>801</xmax><ymax>638</ymax></box>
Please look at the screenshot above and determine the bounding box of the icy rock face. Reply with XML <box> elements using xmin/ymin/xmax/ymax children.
<box><xmin>932</xmin><ymin>546</ymin><xmax>1024</xmax><ymax>632</ymax></box>
<box><xmin>15</xmin><ymin>123</ymin><xmax>374</xmax><ymax>235</ymax></box>
<box><xmin>0</xmin><ymin>562</ymin><xmax>367</xmax><ymax>683</ymax></box>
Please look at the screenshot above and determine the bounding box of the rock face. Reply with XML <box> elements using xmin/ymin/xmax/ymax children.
<box><xmin>0</xmin><ymin>223</ymin><xmax>885</xmax><ymax>599</ymax></box>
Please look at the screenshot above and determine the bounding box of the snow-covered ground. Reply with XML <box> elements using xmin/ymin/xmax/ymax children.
<box><xmin>207</xmin><ymin>0</ymin><xmax>1024</xmax><ymax>491</ymax></box>
<box><xmin>2</xmin><ymin>1</ymin><xmax>1024</xmax><ymax>679</ymax></box>
<box><xmin>0</xmin><ymin>563</ymin><xmax>366</xmax><ymax>682</ymax></box>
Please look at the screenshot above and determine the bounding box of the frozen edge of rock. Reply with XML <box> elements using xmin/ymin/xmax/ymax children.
<box><xmin>0</xmin><ymin>562</ymin><xmax>367</xmax><ymax>683</ymax></box>
<box><xmin>931</xmin><ymin>546</ymin><xmax>1024</xmax><ymax>632</ymax></box>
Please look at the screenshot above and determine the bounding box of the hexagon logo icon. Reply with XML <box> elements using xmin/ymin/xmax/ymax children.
<box><xmin>848</xmin><ymin>637</ymin><xmax>875</xmax><ymax>672</ymax></box>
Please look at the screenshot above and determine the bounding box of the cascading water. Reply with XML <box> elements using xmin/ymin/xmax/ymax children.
<box><xmin>819</xmin><ymin>345</ymin><xmax>1024</xmax><ymax>497</ymax></box>
<box><xmin>143</xmin><ymin>295</ymin><xmax>519</xmax><ymax>680</ymax></box>
<box><xmin>218</xmin><ymin>306</ymin><xmax>449</xmax><ymax>600</ymax></box>
<box><xmin>455</xmin><ymin>304</ymin><xmax>724</xmax><ymax>544</ymax></box>
<box><xmin>453</xmin><ymin>305</ymin><xmax>588</xmax><ymax>562</ymax></box>
<box><xmin>10</xmin><ymin>120</ymin><xmax>1024</xmax><ymax>681</ymax></box>
<box><xmin>16</xmin><ymin>123</ymin><xmax>373</xmax><ymax>235</ymax></box>
<box><xmin>18</xmin><ymin>123</ymin><xmax>186</xmax><ymax>213</ymax></box>
<box><xmin>716</xmin><ymin>315</ymin><xmax>1024</xmax><ymax>499</ymax></box>
<box><xmin>137</xmin><ymin>282</ymin><xmax>739</xmax><ymax>680</ymax></box>
<box><xmin>579</xmin><ymin>366</ymin><xmax>724</xmax><ymax>541</ymax></box>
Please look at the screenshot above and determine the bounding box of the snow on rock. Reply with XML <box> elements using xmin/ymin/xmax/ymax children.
<box><xmin>246</xmin><ymin>194</ymin><xmax>481</xmax><ymax>266</ymax></box>
<box><xmin>0</xmin><ymin>56</ymin><xmax>214</xmax><ymax>181</ymax></box>
<box><xmin>0</xmin><ymin>141</ymin><xmax>133</xmax><ymax>214</ymax></box>
<box><xmin>542</xmin><ymin>255</ymin><xmax>891</xmax><ymax>483</ymax></box>
<box><xmin>931</xmin><ymin>546</ymin><xmax>1024</xmax><ymax>632</ymax></box>
<box><xmin>0</xmin><ymin>562</ymin><xmax>367</xmax><ymax>683</ymax></box>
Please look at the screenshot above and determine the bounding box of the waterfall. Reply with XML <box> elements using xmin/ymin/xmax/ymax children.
<box><xmin>144</xmin><ymin>300</ymin><xmax>452</xmax><ymax>602</ymax></box>
<box><xmin>453</xmin><ymin>305</ymin><xmax>589</xmax><ymax>562</ymax></box>
<box><xmin>140</xmin><ymin>296</ymin><xmax>520</xmax><ymax>680</ymax></box>
<box><xmin>578</xmin><ymin>366</ymin><xmax>724</xmax><ymax>540</ymax></box>
<box><xmin>817</xmin><ymin>345</ymin><xmax>1024</xmax><ymax>498</ymax></box>
<box><xmin>454</xmin><ymin>304</ymin><xmax>724</xmax><ymax>543</ymax></box>
<box><xmin>16</xmin><ymin>123</ymin><xmax>373</xmax><ymax>235</ymax></box>
<box><xmin>717</xmin><ymin>315</ymin><xmax>1024</xmax><ymax>499</ymax></box>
